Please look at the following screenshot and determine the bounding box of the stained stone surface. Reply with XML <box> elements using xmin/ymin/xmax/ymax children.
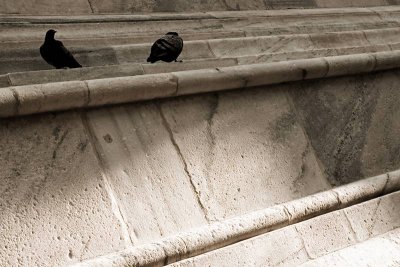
<box><xmin>299</xmin><ymin>228</ymin><xmax>400</xmax><ymax>267</ymax></box>
<box><xmin>0</xmin><ymin>0</ymin><xmax>397</xmax><ymax>14</ymax></box>
<box><xmin>264</xmin><ymin>0</ymin><xmax>316</xmax><ymax>9</ymax></box>
<box><xmin>170</xmin><ymin>191</ymin><xmax>400</xmax><ymax>267</ymax></box>
<box><xmin>84</xmin><ymin>105</ymin><xmax>209</xmax><ymax>244</ymax></box>
<box><xmin>289</xmin><ymin>70</ymin><xmax>400</xmax><ymax>185</ymax></box>
<box><xmin>0</xmin><ymin>0</ymin><xmax>92</xmax><ymax>15</ymax></box>
<box><xmin>0</xmin><ymin>112</ymin><xmax>125</xmax><ymax>267</ymax></box>
<box><xmin>2</xmin><ymin>3</ymin><xmax>400</xmax><ymax>266</ymax></box>
<box><xmin>160</xmin><ymin>86</ymin><xmax>331</xmax><ymax>221</ymax></box>
<box><xmin>315</xmin><ymin>0</ymin><xmax>388</xmax><ymax>8</ymax></box>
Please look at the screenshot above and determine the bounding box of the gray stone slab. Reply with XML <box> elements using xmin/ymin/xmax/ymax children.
<box><xmin>295</xmin><ymin>211</ymin><xmax>357</xmax><ymax>259</ymax></box>
<box><xmin>299</xmin><ymin>228</ymin><xmax>400</xmax><ymax>267</ymax></box>
<box><xmin>315</xmin><ymin>0</ymin><xmax>388</xmax><ymax>8</ymax></box>
<box><xmin>88</xmin><ymin>0</ymin><xmax>268</xmax><ymax>13</ymax></box>
<box><xmin>171</xmin><ymin>226</ymin><xmax>308</xmax><ymax>267</ymax></box>
<box><xmin>84</xmin><ymin>105</ymin><xmax>208</xmax><ymax>245</ymax></box>
<box><xmin>0</xmin><ymin>112</ymin><xmax>125</xmax><ymax>266</ymax></box>
<box><xmin>289</xmin><ymin>70</ymin><xmax>400</xmax><ymax>185</ymax></box>
<box><xmin>344</xmin><ymin>191</ymin><xmax>400</xmax><ymax>242</ymax></box>
<box><xmin>0</xmin><ymin>0</ymin><xmax>92</xmax><ymax>15</ymax></box>
<box><xmin>0</xmin><ymin>75</ymin><xmax>11</xmax><ymax>87</ymax></box>
<box><xmin>8</xmin><ymin>64</ymin><xmax>144</xmax><ymax>87</ymax></box>
<box><xmin>159</xmin><ymin>85</ymin><xmax>330</xmax><ymax>221</ymax></box>
<box><xmin>170</xmin><ymin>191</ymin><xmax>400</xmax><ymax>267</ymax></box>
<box><xmin>264</xmin><ymin>0</ymin><xmax>317</xmax><ymax>9</ymax></box>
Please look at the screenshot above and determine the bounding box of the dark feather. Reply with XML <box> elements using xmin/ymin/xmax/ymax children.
<box><xmin>147</xmin><ymin>32</ymin><xmax>183</xmax><ymax>63</ymax></box>
<box><xmin>40</xmin><ymin>29</ymin><xmax>82</xmax><ymax>69</ymax></box>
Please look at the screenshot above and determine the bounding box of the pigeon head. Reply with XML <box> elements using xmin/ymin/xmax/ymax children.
<box><xmin>166</xmin><ymin>32</ymin><xmax>179</xmax><ymax>36</ymax></box>
<box><xmin>45</xmin><ymin>29</ymin><xmax>57</xmax><ymax>41</ymax></box>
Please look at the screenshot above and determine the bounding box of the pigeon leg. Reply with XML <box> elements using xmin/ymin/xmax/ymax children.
<box><xmin>175</xmin><ymin>59</ymin><xmax>183</xmax><ymax>63</ymax></box>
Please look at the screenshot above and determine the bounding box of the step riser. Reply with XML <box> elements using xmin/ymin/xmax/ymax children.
<box><xmin>0</xmin><ymin>51</ymin><xmax>398</xmax><ymax>118</ymax></box>
<box><xmin>2</xmin><ymin>21</ymin><xmax>398</xmax><ymax>51</ymax></box>
<box><xmin>0</xmin><ymin>44</ymin><xmax>393</xmax><ymax>88</ymax></box>
<box><xmin>1</xmin><ymin>29</ymin><xmax>399</xmax><ymax>74</ymax></box>
<box><xmin>2</xmin><ymin>8</ymin><xmax>400</xmax><ymax>42</ymax></box>
<box><xmin>2</xmin><ymin>1</ymin><xmax>400</xmax><ymax>15</ymax></box>
<box><xmin>73</xmin><ymin>172</ymin><xmax>400</xmax><ymax>267</ymax></box>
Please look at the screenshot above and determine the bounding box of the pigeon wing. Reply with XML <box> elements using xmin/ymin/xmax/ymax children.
<box><xmin>55</xmin><ymin>40</ymin><xmax>82</xmax><ymax>68</ymax></box>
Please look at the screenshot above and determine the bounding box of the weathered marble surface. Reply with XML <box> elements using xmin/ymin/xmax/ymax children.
<box><xmin>0</xmin><ymin>0</ymin><xmax>92</xmax><ymax>15</ymax></box>
<box><xmin>1</xmin><ymin>70</ymin><xmax>400</xmax><ymax>266</ymax></box>
<box><xmin>290</xmin><ymin>70</ymin><xmax>400</xmax><ymax>185</ymax></box>
<box><xmin>0</xmin><ymin>112</ymin><xmax>126</xmax><ymax>266</ymax></box>
<box><xmin>0</xmin><ymin>0</ymin><xmax>398</xmax><ymax>14</ymax></box>
<box><xmin>170</xmin><ymin>191</ymin><xmax>400</xmax><ymax>267</ymax></box>
<box><xmin>159</xmin><ymin>87</ymin><xmax>330</xmax><ymax>220</ymax></box>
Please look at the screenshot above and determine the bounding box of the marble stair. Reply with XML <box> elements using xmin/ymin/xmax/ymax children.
<box><xmin>1</xmin><ymin>4</ymin><xmax>400</xmax><ymax>267</ymax></box>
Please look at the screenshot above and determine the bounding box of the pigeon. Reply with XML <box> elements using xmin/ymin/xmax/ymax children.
<box><xmin>40</xmin><ymin>29</ymin><xmax>82</xmax><ymax>69</ymax></box>
<box><xmin>147</xmin><ymin>32</ymin><xmax>183</xmax><ymax>63</ymax></box>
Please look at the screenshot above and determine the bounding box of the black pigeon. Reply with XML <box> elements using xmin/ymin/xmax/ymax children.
<box><xmin>147</xmin><ymin>32</ymin><xmax>183</xmax><ymax>63</ymax></box>
<box><xmin>40</xmin><ymin>29</ymin><xmax>82</xmax><ymax>69</ymax></box>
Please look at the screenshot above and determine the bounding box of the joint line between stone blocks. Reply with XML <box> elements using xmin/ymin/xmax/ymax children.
<box><xmin>157</xmin><ymin>103</ymin><xmax>210</xmax><ymax>222</ymax></box>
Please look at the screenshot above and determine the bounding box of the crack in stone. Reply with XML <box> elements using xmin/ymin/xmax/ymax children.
<box><xmin>292</xmin><ymin>143</ymin><xmax>310</xmax><ymax>193</ymax></box>
<box><xmin>124</xmin><ymin>107</ymin><xmax>178</xmax><ymax>234</ymax></box>
<box><xmin>283</xmin><ymin>205</ymin><xmax>294</xmax><ymax>222</ymax></box>
<box><xmin>52</xmin><ymin>129</ymin><xmax>69</xmax><ymax>159</ymax></box>
<box><xmin>332</xmin><ymin>190</ymin><xmax>343</xmax><ymax>206</ymax></box>
<box><xmin>294</xmin><ymin>226</ymin><xmax>313</xmax><ymax>259</ymax></box>
<box><xmin>362</xmin><ymin>31</ymin><xmax>373</xmax><ymax>46</ymax></box>
<box><xmin>6</xmin><ymin>74</ymin><xmax>13</xmax><ymax>86</ymax></box>
<box><xmin>80</xmin><ymin>112</ymin><xmax>135</xmax><ymax>246</ymax></box>
<box><xmin>275</xmin><ymin>247</ymin><xmax>304</xmax><ymax>266</ymax></box>
<box><xmin>284</xmin><ymin>90</ymin><xmax>330</xmax><ymax>186</ymax></box>
<box><xmin>382</xmin><ymin>173</ymin><xmax>390</xmax><ymax>194</ymax></box>
<box><xmin>220</xmin><ymin>0</ymin><xmax>237</xmax><ymax>11</ymax></box>
<box><xmin>207</xmin><ymin>94</ymin><xmax>218</xmax><ymax>147</ymax></box>
<box><xmin>83</xmin><ymin>81</ymin><xmax>91</xmax><ymax>107</ymax></box>
<box><xmin>10</xmin><ymin>87</ymin><xmax>20</xmax><ymax>115</ymax></box>
<box><xmin>79</xmin><ymin>236</ymin><xmax>92</xmax><ymax>261</ymax></box>
<box><xmin>157</xmin><ymin>104</ymin><xmax>210</xmax><ymax>222</ymax></box>
<box><xmin>368</xmin><ymin>8</ymin><xmax>384</xmax><ymax>21</ymax></box>
<box><xmin>87</xmin><ymin>0</ymin><xmax>95</xmax><ymax>13</ymax></box>
<box><xmin>321</xmin><ymin>57</ymin><xmax>330</xmax><ymax>77</ymax></box>
<box><xmin>368</xmin><ymin>198</ymin><xmax>382</xmax><ymax>237</ymax></box>
<box><xmin>171</xmin><ymin>73</ymin><xmax>179</xmax><ymax>95</ymax></box>
<box><xmin>206</xmin><ymin>41</ymin><xmax>217</xmax><ymax>58</ymax></box>
<box><xmin>343</xmin><ymin>211</ymin><xmax>359</xmax><ymax>242</ymax></box>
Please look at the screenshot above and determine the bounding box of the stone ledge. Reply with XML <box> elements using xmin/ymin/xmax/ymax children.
<box><xmin>2</xmin><ymin>6</ymin><xmax>400</xmax><ymax>22</ymax></box>
<box><xmin>2</xmin><ymin>27</ymin><xmax>400</xmax><ymax>74</ymax></box>
<box><xmin>0</xmin><ymin>43</ymin><xmax>395</xmax><ymax>89</ymax></box>
<box><xmin>71</xmin><ymin>170</ymin><xmax>400</xmax><ymax>267</ymax></box>
<box><xmin>2</xmin><ymin>50</ymin><xmax>400</xmax><ymax>118</ymax></box>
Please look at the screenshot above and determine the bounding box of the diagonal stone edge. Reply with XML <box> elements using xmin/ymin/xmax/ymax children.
<box><xmin>2</xmin><ymin>50</ymin><xmax>400</xmax><ymax>119</ymax></box>
<box><xmin>70</xmin><ymin>169</ymin><xmax>400</xmax><ymax>267</ymax></box>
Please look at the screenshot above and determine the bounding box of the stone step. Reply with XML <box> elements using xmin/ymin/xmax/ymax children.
<box><xmin>2</xmin><ymin>6</ymin><xmax>400</xmax><ymax>43</ymax></box>
<box><xmin>0</xmin><ymin>22</ymin><xmax>400</xmax><ymax>51</ymax></box>
<box><xmin>0</xmin><ymin>42</ymin><xmax>394</xmax><ymax>88</ymax></box>
<box><xmin>168</xmin><ymin>189</ymin><xmax>400</xmax><ymax>267</ymax></box>
<box><xmin>0</xmin><ymin>59</ymin><xmax>238</xmax><ymax>88</ymax></box>
<box><xmin>72</xmin><ymin>173</ymin><xmax>400</xmax><ymax>266</ymax></box>
<box><xmin>2</xmin><ymin>21</ymin><xmax>398</xmax><ymax>51</ymax></box>
<box><xmin>2</xmin><ymin>28</ymin><xmax>400</xmax><ymax>74</ymax></box>
<box><xmin>0</xmin><ymin>7</ymin><xmax>400</xmax><ymax>42</ymax></box>
<box><xmin>1</xmin><ymin>51</ymin><xmax>399</xmax><ymax>118</ymax></box>
<box><xmin>2</xmin><ymin>53</ymin><xmax>400</xmax><ymax>267</ymax></box>
<box><xmin>3</xmin><ymin>0</ymin><xmax>400</xmax><ymax>15</ymax></box>
<box><xmin>298</xmin><ymin>228</ymin><xmax>400</xmax><ymax>267</ymax></box>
